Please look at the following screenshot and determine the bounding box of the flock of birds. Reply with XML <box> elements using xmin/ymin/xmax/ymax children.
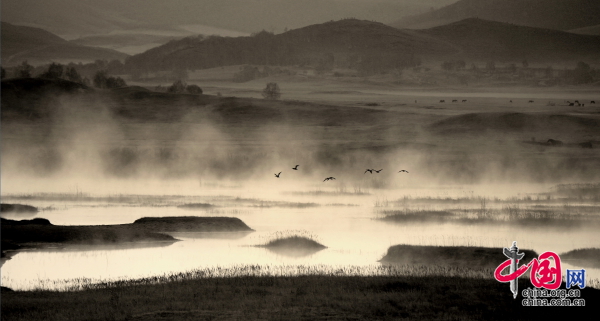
<box><xmin>274</xmin><ymin>165</ymin><xmax>409</xmax><ymax>182</ymax></box>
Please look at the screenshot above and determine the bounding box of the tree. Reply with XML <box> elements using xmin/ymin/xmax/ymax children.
<box><xmin>93</xmin><ymin>70</ymin><xmax>109</xmax><ymax>88</ymax></box>
<box><xmin>262</xmin><ymin>82</ymin><xmax>281</xmax><ymax>100</ymax></box>
<box><xmin>186</xmin><ymin>84</ymin><xmax>203</xmax><ymax>94</ymax></box>
<box><xmin>1</xmin><ymin>67</ymin><xmax>6</xmax><ymax>79</ymax></box>
<box><xmin>106</xmin><ymin>76</ymin><xmax>127</xmax><ymax>88</ymax></box>
<box><xmin>93</xmin><ymin>70</ymin><xmax>126</xmax><ymax>88</ymax></box>
<box><xmin>573</xmin><ymin>61</ymin><xmax>593</xmax><ymax>84</ymax></box>
<box><xmin>17</xmin><ymin>61</ymin><xmax>34</xmax><ymax>78</ymax></box>
<box><xmin>167</xmin><ymin>80</ymin><xmax>186</xmax><ymax>93</ymax></box>
<box><xmin>65</xmin><ymin>66</ymin><xmax>83</xmax><ymax>83</ymax></box>
<box><xmin>40</xmin><ymin>63</ymin><xmax>64</xmax><ymax>79</ymax></box>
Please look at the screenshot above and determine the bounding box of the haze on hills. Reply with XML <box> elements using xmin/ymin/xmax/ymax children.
<box><xmin>390</xmin><ymin>0</ymin><xmax>600</xmax><ymax>33</ymax></box>
<box><xmin>2</xmin><ymin>0</ymin><xmax>456</xmax><ymax>38</ymax></box>
<box><xmin>1</xmin><ymin>22</ymin><xmax>129</xmax><ymax>67</ymax></box>
<box><xmin>123</xmin><ymin>18</ymin><xmax>600</xmax><ymax>75</ymax></box>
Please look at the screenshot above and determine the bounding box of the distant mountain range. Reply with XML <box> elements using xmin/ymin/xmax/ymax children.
<box><xmin>124</xmin><ymin>18</ymin><xmax>600</xmax><ymax>73</ymax></box>
<box><xmin>1</xmin><ymin>22</ymin><xmax>129</xmax><ymax>67</ymax></box>
<box><xmin>414</xmin><ymin>18</ymin><xmax>600</xmax><ymax>62</ymax></box>
<box><xmin>123</xmin><ymin>19</ymin><xmax>457</xmax><ymax>73</ymax></box>
<box><xmin>4</xmin><ymin>15</ymin><xmax>599</xmax><ymax>72</ymax></box>
<box><xmin>1</xmin><ymin>0</ymin><xmax>456</xmax><ymax>38</ymax></box>
<box><xmin>390</xmin><ymin>0</ymin><xmax>600</xmax><ymax>33</ymax></box>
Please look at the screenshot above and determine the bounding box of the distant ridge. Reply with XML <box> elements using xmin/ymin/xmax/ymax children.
<box><xmin>124</xmin><ymin>19</ymin><xmax>456</xmax><ymax>73</ymax></box>
<box><xmin>125</xmin><ymin>18</ymin><xmax>600</xmax><ymax>73</ymax></box>
<box><xmin>1</xmin><ymin>22</ymin><xmax>129</xmax><ymax>67</ymax></box>
<box><xmin>415</xmin><ymin>18</ymin><xmax>600</xmax><ymax>62</ymax></box>
<box><xmin>390</xmin><ymin>0</ymin><xmax>600</xmax><ymax>31</ymax></box>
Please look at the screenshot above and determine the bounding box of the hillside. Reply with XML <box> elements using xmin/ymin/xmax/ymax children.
<box><xmin>124</xmin><ymin>19</ymin><xmax>457</xmax><ymax>73</ymax></box>
<box><xmin>1</xmin><ymin>22</ymin><xmax>129</xmax><ymax>67</ymax></box>
<box><xmin>390</xmin><ymin>0</ymin><xmax>600</xmax><ymax>31</ymax></box>
<box><xmin>2</xmin><ymin>0</ymin><xmax>455</xmax><ymax>38</ymax></box>
<box><xmin>124</xmin><ymin>18</ymin><xmax>600</xmax><ymax>74</ymax></box>
<box><xmin>415</xmin><ymin>18</ymin><xmax>600</xmax><ymax>62</ymax></box>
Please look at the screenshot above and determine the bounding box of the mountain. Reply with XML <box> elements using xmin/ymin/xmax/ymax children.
<box><xmin>414</xmin><ymin>18</ymin><xmax>600</xmax><ymax>62</ymax></box>
<box><xmin>124</xmin><ymin>18</ymin><xmax>600</xmax><ymax>74</ymax></box>
<box><xmin>1</xmin><ymin>22</ymin><xmax>129</xmax><ymax>67</ymax></box>
<box><xmin>390</xmin><ymin>0</ymin><xmax>600</xmax><ymax>31</ymax></box>
<box><xmin>2</xmin><ymin>0</ymin><xmax>456</xmax><ymax>38</ymax></box>
<box><xmin>569</xmin><ymin>24</ymin><xmax>600</xmax><ymax>36</ymax></box>
<box><xmin>0</xmin><ymin>0</ymin><xmax>141</xmax><ymax>38</ymax></box>
<box><xmin>124</xmin><ymin>19</ymin><xmax>457</xmax><ymax>73</ymax></box>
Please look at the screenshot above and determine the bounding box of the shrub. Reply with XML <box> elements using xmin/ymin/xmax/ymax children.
<box><xmin>167</xmin><ymin>80</ymin><xmax>186</xmax><ymax>93</ymax></box>
<box><xmin>186</xmin><ymin>84</ymin><xmax>202</xmax><ymax>94</ymax></box>
<box><xmin>262</xmin><ymin>82</ymin><xmax>281</xmax><ymax>100</ymax></box>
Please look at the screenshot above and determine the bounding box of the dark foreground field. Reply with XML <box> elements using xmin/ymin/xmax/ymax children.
<box><xmin>2</xmin><ymin>275</ymin><xmax>597</xmax><ymax>321</ymax></box>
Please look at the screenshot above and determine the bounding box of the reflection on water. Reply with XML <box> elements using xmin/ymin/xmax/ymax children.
<box><xmin>2</xmin><ymin>188</ymin><xmax>600</xmax><ymax>291</ymax></box>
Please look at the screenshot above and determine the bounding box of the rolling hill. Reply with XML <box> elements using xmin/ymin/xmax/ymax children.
<box><xmin>2</xmin><ymin>0</ymin><xmax>455</xmax><ymax>38</ymax></box>
<box><xmin>1</xmin><ymin>22</ymin><xmax>130</xmax><ymax>67</ymax></box>
<box><xmin>390</xmin><ymin>0</ymin><xmax>600</xmax><ymax>31</ymax></box>
<box><xmin>124</xmin><ymin>18</ymin><xmax>600</xmax><ymax>74</ymax></box>
<box><xmin>124</xmin><ymin>19</ymin><xmax>457</xmax><ymax>73</ymax></box>
<box><xmin>414</xmin><ymin>18</ymin><xmax>600</xmax><ymax>62</ymax></box>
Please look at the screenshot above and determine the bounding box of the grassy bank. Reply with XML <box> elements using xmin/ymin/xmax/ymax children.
<box><xmin>1</xmin><ymin>217</ymin><xmax>254</xmax><ymax>255</ymax></box>
<box><xmin>2</xmin><ymin>272</ymin><xmax>597</xmax><ymax>321</ymax></box>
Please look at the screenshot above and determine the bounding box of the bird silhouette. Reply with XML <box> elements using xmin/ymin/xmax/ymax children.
<box><xmin>398</xmin><ymin>170</ymin><xmax>409</xmax><ymax>173</ymax></box>
<box><xmin>364</xmin><ymin>169</ymin><xmax>373</xmax><ymax>174</ymax></box>
<box><xmin>374</xmin><ymin>169</ymin><xmax>383</xmax><ymax>173</ymax></box>
<box><xmin>292</xmin><ymin>165</ymin><xmax>299</xmax><ymax>170</ymax></box>
<box><xmin>323</xmin><ymin>177</ymin><xmax>336</xmax><ymax>182</ymax></box>
<box><xmin>274</xmin><ymin>172</ymin><xmax>281</xmax><ymax>178</ymax></box>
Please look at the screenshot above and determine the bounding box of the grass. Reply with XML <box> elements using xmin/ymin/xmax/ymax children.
<box><xmin>375</xmin><ymin>201</ymin><xmax>600</xmax><ymax>227</ymax></box>
<box><xmin>378</xmin><ymin>210</ymin><xmax>454</xmax><ymax>222</ymax></box>
<box><xmin>2</xmin><ymin>266</ymin><xmax>598</xmax><ymax>320</ymax></box>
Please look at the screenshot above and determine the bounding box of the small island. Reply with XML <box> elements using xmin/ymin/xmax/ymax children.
<box><xmin>256</xmin><ymin>232</ymin><xmax>327</xmax><ymax>257</ymax></box>
<box><xmin>1</xmin><ymin>216</ymin><xmax>254</xmax><ymax>257</ymax></box>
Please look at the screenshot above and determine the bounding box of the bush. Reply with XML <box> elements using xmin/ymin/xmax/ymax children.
<box><xmin>167</xmin><ymin>80</ymin><xmax>186</xmax><ymax>93</ymax></box>
<box><xmin>93</xmin><ymin>70</ymin><xmax>127</xmax><ymax>88</ymax></box>
<box><xmin>262</xmin><ymin>82</ymin><xmax>281</xmax><ymax>100</ymax></box>
<box><xmin>39</xmin><ymin>63</ymin><xmax>64</xmax><ymax>79</ymax></box>
<box><xmin>186</xmin><ymin>84</ymin><xmax>202</xmax><ymax>94</ymax></box>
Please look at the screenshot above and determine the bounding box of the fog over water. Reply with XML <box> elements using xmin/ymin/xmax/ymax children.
<box><xmin>2</xmin><ymin>81</ymin><xmax>600</xmax><ymax>290</ymax></box>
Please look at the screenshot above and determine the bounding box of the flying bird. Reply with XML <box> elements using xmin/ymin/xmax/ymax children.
<box><xmin>398</xmin><ymin>170</ymin><xmax>409</xmax><ymax>173</ymax></box>
<box><xmin>364</xmin><ymin>169</ymin><xmax>373</xmax><ymax>174</ymax></box>
<box><xmin>374</xmin><ymin>169</ymin><xmax>383</xmax><ymax>173</ymax></box>
<box><xmin>274</xmin><ymin>172</ymin><xmax>281</xmax><ymax>178</ymax></box>
<box><xmin>323</xmin><ymin>177</ymin><xmax>336</xmax><ymax>182</ymax></box>
<box><xmin>292</xmin><ymin>165</ymin><xmax>299</xmax><ymax>170</ymax></box>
